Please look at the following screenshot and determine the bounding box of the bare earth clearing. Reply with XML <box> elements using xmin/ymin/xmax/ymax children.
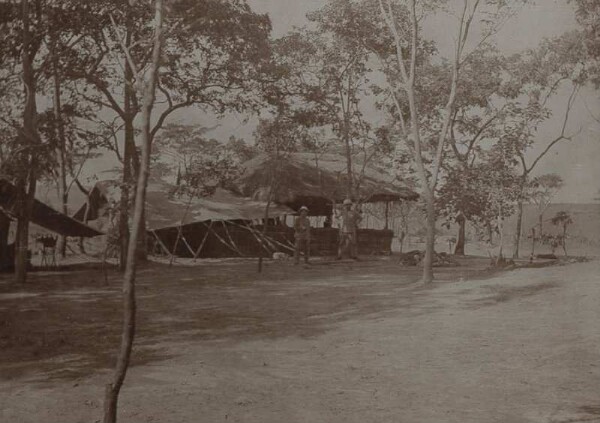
<box><xmin>0</xmin><ymin>257</ymin><xmax>599</xmax><ymax>423</ymax></box>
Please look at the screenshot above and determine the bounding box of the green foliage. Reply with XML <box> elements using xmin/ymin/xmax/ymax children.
<box><xmin>569</xmin><ymin>0</ymin><xmax>600</xmax><ymax>86</ymax></box>
<box><xmin>551</xmin><ymin>210</ymin><xmax>574</xmax><ymax>229</ymax></box>
<box><xmin>527</xmin><ymin>173</ymin><xmax>563</xmax><ymax>208</ymax></box>
<box><xmin>152</xmin><ymin>123</ymin><xmax>243</xmax><ymax>198</ymax></box>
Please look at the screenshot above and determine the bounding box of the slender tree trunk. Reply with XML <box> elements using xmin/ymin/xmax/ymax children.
<box><xmin>454</xmin><ymin>213</ymin><xmax>466</xmax><ymax>255</ymax></box>
<box><xmin>15</xmin><ymin>171</ymin><xmax>36</xmax><ymax>283</ymax></box>
<box><xmin>343</xmin><ymin>128</ymin><xmax>353</xmax><ymax>200</ymax></box>
<box><xmin>119</xmin><ymin>122</ymin><xmax>132</xmax><ymax>271</ymax></box>
<box><xmin>51</xmin><ymin>35</ymin><xmax>68</xmax><ymax>258</ymax></box>
<box><xmin>512</xmin><ymin>199</ymin><xmax>524</xmax><ymax>259</ymax></box>
<box><xmin>15</xmin><ymin>0</ymin><xmax>38</xmax><ymax>283</ymax></box>
<box><xmin>562</xmin><ymin>226</ymin><xmax>568</xmax><ymax>256</ymax></box>
<box><xmin>421</xmin><ymin>192</ymin><xmax>435</xmax><ymax>283</ymax></box>
<box><xmin>118</xmin><ymin>7</ymin><xmax>135</xmax><ymax>271</ymax></box>
<box><xmin>538</xmin><ymin>213</ymin><xmax>544</xmax><ymax>238</ymax></box>
<box><xmin>0</xmin><ymin>212</ymin><xmax>9</xmax><ymax>271</ymax></box>
<box><xmin>103</xmin><ymin>2</ymin><xmax>163</xmax><ymax>422</ymax></box>
<box><xmin>495</xmin><ymin>212</ymin><xmax>505</xmax><ymax>267</ymax></box>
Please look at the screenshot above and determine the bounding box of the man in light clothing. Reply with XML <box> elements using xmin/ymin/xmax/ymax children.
<box><xmin>294</xmin><ymin>206</ymin><xmax>311</xmax><ymax>265</ymax></box>
<box><xmin>335</xmin><ymin>199</ymin><xmax>361</xmax><ymax>260</ymax></box>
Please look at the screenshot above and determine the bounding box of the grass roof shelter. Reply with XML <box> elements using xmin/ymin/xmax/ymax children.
<box><xmin>234</xmin><ymin>153</ymin><xmax>419</xmax><ymax>256</ymax></box>
<box><xmin>236</xmin><ymin>152</ymin><xmax>418</xmax><ymax>215</ymax></box>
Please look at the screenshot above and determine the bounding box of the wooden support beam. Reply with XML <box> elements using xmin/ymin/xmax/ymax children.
<box><xmin>192</xmin><ymin>221</ymin><xmax>213</xmax><ymax>261</ymax></box>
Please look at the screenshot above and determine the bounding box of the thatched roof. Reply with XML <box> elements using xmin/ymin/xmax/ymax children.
<box><xmin>0</xmin><ymin>179</ymin><xmax>103</xmax><ymax>238</ymax></box>
<box><xmin>73</xmin><ymin>177</ymin><xmax>294</xmax><ymax>231</ymax></box>
<box><xmin>235</xmin><ymin>153</ymin><xmax>418</xmax><ymax>215</ymax></box>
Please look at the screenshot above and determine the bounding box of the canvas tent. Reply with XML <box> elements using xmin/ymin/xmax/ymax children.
<box><xmin>73</xmin><ymin>177</ymin><xmax>295</xmax><ymax>258</ymax></box>
<box><xmin>0</xmin><ymin>179</ymin><xmax>103</xmax><ymax>238</ymax></box>
<box><xmin>73</xmin><ymin>177</ymin><xmax>293</xmax><ymax>230</ymax></box>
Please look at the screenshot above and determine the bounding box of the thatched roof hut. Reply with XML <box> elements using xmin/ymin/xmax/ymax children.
<box><xmin>235</xmin><ymin>153</ymin><xmax>418</xmax><ymax>215</ymax></box>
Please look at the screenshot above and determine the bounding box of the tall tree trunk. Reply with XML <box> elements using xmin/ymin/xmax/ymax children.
<box><xmin>495</xmin><ymin>211</ymin><xmax>505</xmax><ymax>267</ymax></box>
<box><xmin>421</xmin><ymin>192</ymin><xmax>435</xmax><ymax>283</ymax></box>
<box><xmin>103</xmin><ymin>1</ymin><xmax>163</xmax><ymax>422</ymax></box>
<box><xmin>343</xmin><ymin>128</ymin><xmax>353</xmax><ymax>200</ymax></box>
<box><xmin>0</xmin><ymin>212</ymin><xmax>10</xmax><ymax>271</ymax></box>
<box><xmin>538</xmin><ymin>213</ymin><xmax>544</xmax><ymax>238</ymax></box>
<box><xmin>118</xmin><ymin>120</ymin><xmax>133</xmax><ymax>271</ymax></box>
<box><xmin>454</xmin><ymin>213</ymin><xmax>466</xmax><ymax>255</ymax></box>
<box><xmin>15</xmin><ymin>0</ymin><xmax>38</xmax><ymax>283</ymax></box>
<box><xmin>118</xmin><ymin>54</ymin><xmax>135</xmax><ymax>270</ymax></box>
<box><xmin>51</xmin><ymin>34</ymin><xmax>68</xmax><ymax>258</ymax></box>
<box><xmin>15</xmin><ymin>171</ymin><xmax>36</xmax><ymax>283</ymax></box>
<box><xmin>512</xmin><ymin>199</ymin><xmax>524</xmax><ymax>259</ymax></box>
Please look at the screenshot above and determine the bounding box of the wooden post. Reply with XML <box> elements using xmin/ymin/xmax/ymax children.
<box><xmin>384</xmin><ymin>201</ymin><xmax>389</xmax><ymax>230</ymax></box>
<box><xmin>192</xmin><ymin>221</ymin><xmax>213</xmax><ymax>260</ymax></box>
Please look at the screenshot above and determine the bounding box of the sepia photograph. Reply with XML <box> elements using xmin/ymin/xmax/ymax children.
<box><xmin>1</xmin><ymin>0</ymin><xmax>599</xmax><ymax>422</ymax></box>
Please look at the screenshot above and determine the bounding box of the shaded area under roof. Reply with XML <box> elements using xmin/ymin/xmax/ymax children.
<box><xmin>73</xmin><ymin>177</ymin><xmax>294</xmax><ymax>231</ymax></box>
<box><xmin>0</xmin><ymin>179</ymin><xmax>104</xmax><ymax>238</ymax></box>
<box><xmin>235</xmin><ymin>152</ymin><xmax>418</xmax><ymax>214</ymax></box>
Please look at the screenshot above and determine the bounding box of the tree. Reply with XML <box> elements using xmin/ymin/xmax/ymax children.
<box><xmin>151</xmin><ymin>123</ymin><xmax>243</xmax><ymax>264</ymax></box>
<box><xmin>439</xmin><ymin>46</ymin><xmax>526</xmax><ymax>255</ymax></box>
<box><xmin>102</xmin><ymin>1</ymin><xmax>163</xmax><ymax>422</ymax></box>
<box><xmin>550</xmin><ymin>210</ymin><xmax>573</xmax><ymax>256</ymax></box>
<box><xmin>504</xmin><ymin>32</ymin><xmax>585</xmax><ymax>258</ymax></box>
<box><xmin>251</xmin><ymin>117</ymin><xmax>296</xmax><ymax>271</ymax></box>
<box><xmin>152</xmin><ymin>123</ymin><xmax>243</xmax><ymax>192</ymax></box>
<box><xmin>526</xmin><ymin>173</ymin><xmax>563</xmax><ymax>237</ymax></box>
<box><xmin>270</xmin><ymin>23</ymin><xmax>378</xmax><ymax>200</ymax></box>
<box><xmin>64</xmin><ymin>0</ymin><xmax>272</xmax><ymax>267</ymax></box>
<box><xmin>481</xmin><ymin>145</ymin><xmax>522</xmax><ymax>265</ymax></box>
<box><xmin>437</xmin><ymin>164</ymin><xmax>493</xmax><ymax>254</ymax></box>
<box><xmin>1</xmin><ymin>0</ymin><xmax>45</xmax><ymax>283</ymax></box>
<box><xmin>349</xmin><ymin>0</ymin><xmax>525</xmax><ymax>282</ymax></box>
<box><xmin>0</xmin><ymin>0</ymin><xmax>108</xmax><ymax>276</ymax></box>
<box><xmin>569</xmin><ymin>0</ymin><xmax>600</xmax><ymax>86</ymax></box>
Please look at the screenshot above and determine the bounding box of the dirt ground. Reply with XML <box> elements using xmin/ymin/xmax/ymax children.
<box><xmin>0</xmin><ymin>256</ymin><xmax>599</xmax><ymax>423</ymax></box>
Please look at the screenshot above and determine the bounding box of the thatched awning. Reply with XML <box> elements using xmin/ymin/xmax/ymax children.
<box><xmin>0</xmin><ymin>179</ymin><xmax>104</xmax><ymax>238</ymax></box>
<box><xmin>235</xmin><ymin>153</ymin><xmax>418</xmax><ymax>215</ymax></box>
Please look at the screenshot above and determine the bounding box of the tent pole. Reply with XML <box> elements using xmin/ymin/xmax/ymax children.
<box><xmin>180</xmin><ymin>234</ymin><xmax>196</xmax><ymax>257</ymax></box>
<box><xmin>228</xmin><ymin>221</ymin><xmax>271</xmax><ymax>255</ymax></box>
<box><xmin>206</xmin><ymin>222</ymin><xmax>241</xmax><ymax>255</ymax></box>
<box><xmin>150</xmin><ymin>229</ymin><xmax>172</xmax><ymax>257</ymax></box>
<box><xmin>221</xmin><ymin>221</ymin><xmax>244</xmax><ymax>256</ymax></box>
<box><xmin>169</xmin><ymin>225</ymin><xmax>184</xmax><ymax>266</ymax></box>
<box><xmin>192</xmin><ymin>221</ymin><xmax>213</xmax><ymax>261</ymax></box>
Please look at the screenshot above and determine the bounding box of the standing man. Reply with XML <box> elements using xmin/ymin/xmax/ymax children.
<box><xmin>294</xmin><ymin>206</ymin><xmax>311</xmax><ymax>265</ymax></box>
<box><xmin>336</xmin><ymin>199</ymin><xmax>361</xmax><ymax>260</ymax></box>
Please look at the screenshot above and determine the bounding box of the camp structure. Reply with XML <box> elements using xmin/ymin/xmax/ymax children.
<box><xmin>235</xmin><ymin>152</ymin><xmax>419</xmax><ymax>256</ymax></box>
<box><xmin>73</xmin><ymin>177</ymin><xmax>295</xmax><ymax>259</ymax></box>
<box><xmin>0</xmin><ymin>178</ymin><xmax>104</xmax><ymax>270</ymax></box>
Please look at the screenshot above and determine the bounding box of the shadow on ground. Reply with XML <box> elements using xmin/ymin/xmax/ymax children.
<box><xmin>0</xmin><ymin>256</ymin><xmax>498</xmax><ymax>382</ymax></box>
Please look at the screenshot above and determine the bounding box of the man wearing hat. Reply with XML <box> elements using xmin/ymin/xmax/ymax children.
<box><xmin>294</xmin><ymin>206</ymin><xmax>311</xmax><ymax>265</ymax></box>
<box><xmin>336</xmin><ymin>198</ymin><xmax>361</xmax><ymax>260</ymax></box>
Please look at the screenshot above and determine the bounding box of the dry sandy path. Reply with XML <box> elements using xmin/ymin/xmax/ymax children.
<box><xmin>1</xmin><ymin>260</ymin><xmax>599</xmax><ymax>423</ymax></box>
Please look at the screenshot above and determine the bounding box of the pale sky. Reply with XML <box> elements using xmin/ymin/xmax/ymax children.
<box><xmin>86</xmin><ymin>0</ymin><xmax>600</xmax><ymax>204</ymax></box>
